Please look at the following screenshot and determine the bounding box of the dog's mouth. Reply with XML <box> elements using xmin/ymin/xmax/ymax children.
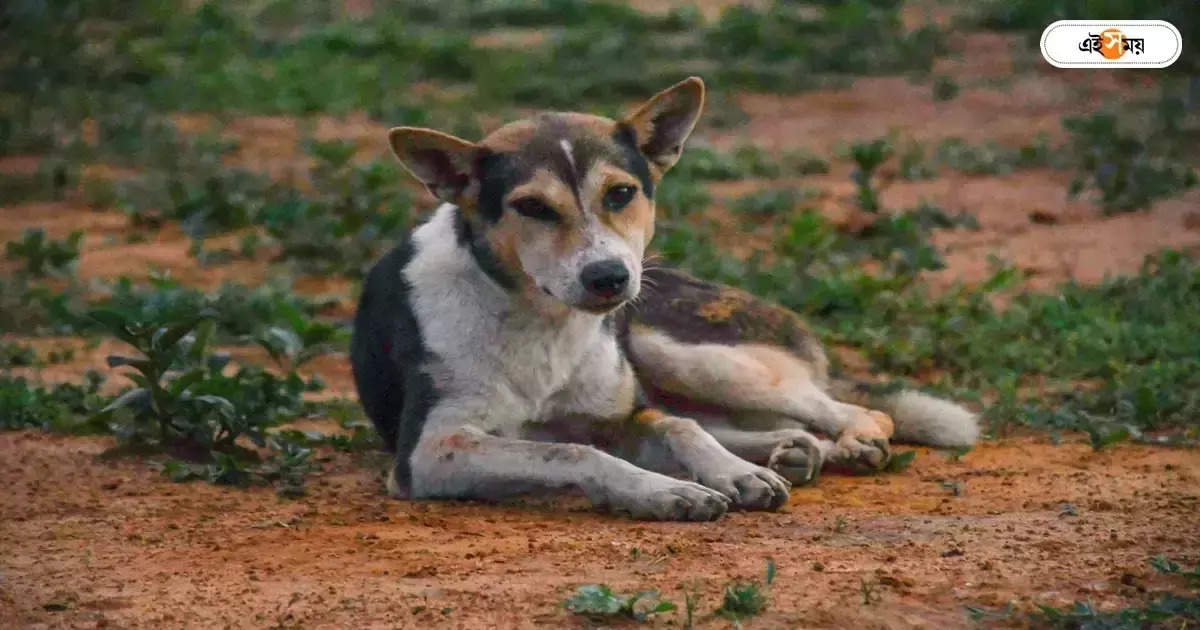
<box><xmin>539</xmin><ymin>285</ymin><xmax>629</xmax><ymax>314</ymax></box>
<box><xmin>577</xmin><ymin>296</ymin><xmax>627</xmax><ymax>314</ymax></box>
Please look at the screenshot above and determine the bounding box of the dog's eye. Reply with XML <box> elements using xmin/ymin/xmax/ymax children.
<box><xmin>511</xmin><ymin>197</ymin><xmax>559</xmax><ymax>222</ymax></box>
<box><xmin>603</xmin><ymin>185</ymin><xmax>637</xmax><ymax>212</ymax></box>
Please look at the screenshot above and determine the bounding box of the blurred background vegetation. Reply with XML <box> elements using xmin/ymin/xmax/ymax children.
<box><xmin>2</xmin><ymin>0</ymin><xmax>1199</xmax><ymax>492</ymax></box>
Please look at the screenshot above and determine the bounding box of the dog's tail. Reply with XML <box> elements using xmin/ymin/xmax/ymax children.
<box><xmin>828</xmin><ymin>379</ymin><xmax>979</xmax><ymax>448</ymax></box>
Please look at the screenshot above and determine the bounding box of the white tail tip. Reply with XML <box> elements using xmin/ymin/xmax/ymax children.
<box><xmin>884</xmin><ymin>390</ymin><xmax>979</xmax><ymax>447</ymax></box>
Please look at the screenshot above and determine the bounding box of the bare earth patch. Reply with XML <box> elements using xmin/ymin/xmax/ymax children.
<box><xmin>1</xmin><ymin>431</ymin><xmax>1197</xmax><ymax>628</ymax></box>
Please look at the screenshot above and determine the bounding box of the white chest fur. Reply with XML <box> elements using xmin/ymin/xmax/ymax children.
<box><xmin>404</xmin><ymin>206</ymin><xmax>625</xmax><ymax>434</ymax></box>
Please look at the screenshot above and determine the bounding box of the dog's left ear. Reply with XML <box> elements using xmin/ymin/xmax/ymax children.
<box><xmin>621</xmin><ymin>77</ymin><xmax>706</xmax><ymax>175</ymax></box>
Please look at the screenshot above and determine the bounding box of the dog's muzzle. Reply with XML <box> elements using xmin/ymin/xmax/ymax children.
<box><xmin>577</xmin><ymin>259</ymin><xmax>632</xmax><ymax>311</ymax></box>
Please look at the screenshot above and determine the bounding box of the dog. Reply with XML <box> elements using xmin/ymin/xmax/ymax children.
<box><xmin>351</xmin><ymin>77</ymin><xmax>978</xmax><ymax>521</ymax></box>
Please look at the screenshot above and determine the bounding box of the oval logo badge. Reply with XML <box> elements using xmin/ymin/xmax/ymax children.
<box><xmin>1040</xmin><ymin>20</ymin><xmax>1182</xmax><ymax>68</ymax></box>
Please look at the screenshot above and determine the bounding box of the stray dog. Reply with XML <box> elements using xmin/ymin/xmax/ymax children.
<box><xmin>351</xmin><ymin>77</ymin><xmax>978</xmax><ymax>520</ymax></box>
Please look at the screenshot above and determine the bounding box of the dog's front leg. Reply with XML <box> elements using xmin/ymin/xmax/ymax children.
<box><xmin>408</xmin><ymin>425</ymin><xmax>730</xmax><ymax>521</ymax></box>
<box><xmin>625</xmin><ymin>409</ymin><xmax>792</xmax><ymax>511</ymax></box>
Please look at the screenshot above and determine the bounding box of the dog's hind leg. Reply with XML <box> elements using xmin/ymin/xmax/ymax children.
<box><xmin>698</xmin><ymin>421</ymin><xmax>830</xmax><ymax>486</ymax></box>
<box><xmin>408</xmin><ymin>424</ymin><xmax>730</xmax><ymax>521</ymax></box>
<box><xmin>626</xmin><ymin>327</ymin><xmax>894</xmax><ymax>471</ymax></box>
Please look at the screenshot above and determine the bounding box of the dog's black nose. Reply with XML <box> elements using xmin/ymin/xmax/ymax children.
<box><xmin>580</xmin><ymin>260</ymin><xmax>630</xmax><ymax>299</ymax></box>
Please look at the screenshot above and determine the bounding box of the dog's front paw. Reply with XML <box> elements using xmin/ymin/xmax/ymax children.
<box><xmin>612</xmin><ymin>475</ymin><xmax>731</xmax><ymax>521</ymax></box>
<box><xmin>767</xmin><ymin>433</ymin><xmax>823</xmax><ymax>486</ymax></box>
<box><xmin>698</xmin><ymin>463</ymin><xmax>791</xmax><ymax>512</ymax></box>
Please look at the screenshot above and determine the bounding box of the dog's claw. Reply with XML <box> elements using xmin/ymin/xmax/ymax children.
<box><xmin>768</xmin><ymin>435</ymin><xmax>822</xmax><ymax>486</ymax></box>
<box><xmin>832</xmin><ymin>434</ymin><xmax>891</xmax><ymax>473</ymax></box>
<box><xmin>699</xmin><ymin>464</ymin><xmax>790</xmax><ymax>512</ymax></box>
<box><xmin>622</xmin><ymin>478</ymin><xmax>730</xmax><ymax>521</ymax></box>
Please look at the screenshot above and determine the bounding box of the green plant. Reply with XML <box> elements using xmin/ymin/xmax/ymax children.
<box><xmin>99</xmin><ymin>277</ymin><xmax>338</xmax><ymax>341</ymax></box>
<box><xmin>0</xmin><ymin>371</ymin><xmax>109</xmax><ymax>433</ymax></box>
<box><xmin>884</xmin><ymin>450</ymin><xmax>917</xmax><ymax>473</ymax></box>
<box><xmin>0</xmin><ymin>159</ymin><xmax>76</xmax><ymax>204</ymax></box>
<box><xmin>942</xmin><ymin>446</ymin><xmax>971</xmax><ymax>462</ymax></box>
<box><xmin>964</xmin><ymin>603</ymin><xmax>1016</xmax><ymax>622</ymax></box>
<box><xmin>1013</xmin><ymin>556</ymin><xmax>1200</xmax><ymax>627</ymax></box>
<box><xmin>0</xmin><ymin>340</ymin><xmax>37</xmax><ymax>368</ymax></box>
<box><xmin>1063</xmin><ymin>112</ymin><xmax>1197</xmax><ymax>213</ymax></box>
<box><xmin>563</xmin><ymin>584</ymin><xmax>676</xmax><ymax>622</ymax></box>
<box><xmin>1030</xmin><ymin>596</ymin><xmax>1200</xmax><ymax>629</ymax></box>
<box><xmin>272</xmin><ymin>415</ymin><xmax>380</xmax><ymax>454</ymax></box>
<box><xmin>89</xmin><ymin>309</ymin><xmax>226</xmax><ymax>447</ymax></box>
<box><xmin>935</xmin><ymin>138</ymin><xmax>1022</xmax><ymax>176</ymax></box>
<box><xmin>251</xmin><ymin>301</ymin><xmax>345</xmax><ymax>372</ymax></box>
<box><xmin>261</xmin><ymin>145</ymin><xmax>412</xmax><ymax>277</ymax></box>
<box><xmin>781</xmin><ymin>149</ymin><xmax>831</xmax><ymax>175</ymax></box>
<box><xmin>87</xmin><ymin>309</ymin><xmax>311</xmax><ymax>451</ymax></box>
<box><xmin>848</xmin><ymin>138</ymin><xmax>891</xmax><ymax>212</ymax></box>
<box><xmin>5</xmin><ymin>229</ymin><xmax>83</xmax><ymax>277</ymax></box>
<box><xmin>931</xmin><ymin>75</ymin><xmax>959</xmax><ymax>101</ymax></box>
<box><xmin>161</xmin><ymin>450</ymin><xmax>262</xmax><ymax>487</ymax></box>
<box><xmin>731</xmin><ymin>188</ymin><xmax>819</xmax><ymax>219</ymax></box>
<box><xmin>716</xmin><ymin>559</ymin><xmax>775</xmax><ymax>621</ymax></box>
<box><xmin>655</xmin><ymin>176</ymin><xmax>712</xmax><ymax>220</ymax></box>
<box><xmin>899</xmin><ymin>142</ymin><xmax>936</xmax><ymax>180</ymax></box>
<box><xmin>1150</xmin><ymin>555</ymin><xmax>1200</xmax><ymax>585</ymax></box>
<box><xmin>0</xmin><ymin>274</ymin><xmax>82</xmax><ymax>335</ymax></box>
<box><xmin>1085</xmin><ymin>423</ymin><xmax>1132</xmax><ymax>451</ymax></box>
<box><xmin>674</xmin><ymin>145</ymin><xmax>759</xmax><ymax>181</ymax></box>
<box><xmin>262</xmin><ymin>439</ymin><xmax>316</xmax><ymax>496</ymax></box>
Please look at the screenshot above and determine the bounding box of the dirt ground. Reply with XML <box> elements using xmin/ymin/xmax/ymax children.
<box><xmin>3</xmin><ymin>12</ymin><xmax>1200</xmax><ymax>629</ymax></box>
<box><xmin>3</xmin><ymin>431</ymin><xmax>1198</xmax><ymax>629</ymax></box>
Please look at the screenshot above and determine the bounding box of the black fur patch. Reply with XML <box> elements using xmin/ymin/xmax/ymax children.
<box><xmin>350</xmin><ymin>236</ymin><xmax>439</xmax><ymax>495</ymax></box>
<box><xmin>612</xmin><ymin>123</ymin><xmax>655</xmax><ymax>198</ymax></box>
<box><xmin>475</xmin><ymin>149</ymin><xmax>514</xmax><ymax>224</ymax></box>
<box><xmin>616</xmin><ymin>267</ymin><xmax>823</xmax><ymax>365</ymax></box>
<box><xmin>452</xmin><ymin>208</ymin><xmax>517</xmax><ymax>290</ymax></box>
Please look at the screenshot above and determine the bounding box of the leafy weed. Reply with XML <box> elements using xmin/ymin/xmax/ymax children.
<box><xmin>5</xmin><ymin>229</ymin><xmax>83</xmax><ymax>277</ymax></box>
<box><xmin>563</xmin><ymin>584</ymin><xmax>676</xmax><ymax>622</ymax></box>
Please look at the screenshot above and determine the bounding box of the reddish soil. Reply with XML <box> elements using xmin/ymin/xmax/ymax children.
<box><xmin>2</xmin><ymin>432</ymin><xmax>1198</xmax><ymax>628</ymax></box>
<box><xmin>3</xmin><ymin>8</ymin><xmax>1199</xmax><ymax>629</ymax></box>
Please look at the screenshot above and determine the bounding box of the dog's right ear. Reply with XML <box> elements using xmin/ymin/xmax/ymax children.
<box><xmin>388</xmin><ymin>127</ymin><xmax>478</xmax><ymax>204</ymax></box>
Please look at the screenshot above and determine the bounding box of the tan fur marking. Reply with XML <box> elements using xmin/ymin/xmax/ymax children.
<box><xmin>508</xmin><ymin>169</ymin><xmax>578</xmax><ymax>221</ymax></box>
<box><xmin>486</xmin><ymin>222</ymin><xmax>523</xmax><ymax>278</ymax></box>
<box><xmin>479</xmin><ymin>120</ymin><xmax>538</xmax><ymax>153</ymax></box>
<box><xmin>739</xmin><ymin>344</ymin><xmax>812</xmax><ymax>388</ymax></box>
<box><xmin>695</xmin><ymin>295</ymin><xmax>737</xmax><ymax>323</ymax></box>
<box><xmin>505</xmin><ymin>169</ymin><xmax>587</xmax><ymax>259</ymax></box>
<box><xmin>631</xmin><ymin>408</ymin><xmax>666</xmax><ymax>425</ymax></box>
<box><xmin>587</xmin><ymin>161</ymin><xmax>655</xmax><ymax>248</ymax></box>
<box><xmin>551</xmin><ymin>112</ymin><xmax>617</xmax><ymax>136</ymax></box>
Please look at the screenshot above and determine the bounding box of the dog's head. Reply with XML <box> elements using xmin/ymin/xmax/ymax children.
<box><xmin>388</xmin><ymin>78</ymin><xmax>705</xmax><ymax>314</ymax></box>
